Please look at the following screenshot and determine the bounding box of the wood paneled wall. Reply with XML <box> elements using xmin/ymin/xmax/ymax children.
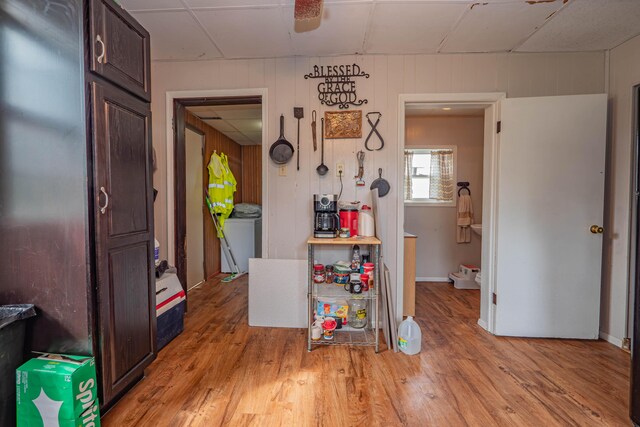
<box><xmin>241</xmin><ymin>145</ymin><xmax>262</xmax><ymax>205</ymax></box>
<box><xmin>184</xmin><ymin>111</ymin><xmax>262</xmax><ymax>278</ymax></box>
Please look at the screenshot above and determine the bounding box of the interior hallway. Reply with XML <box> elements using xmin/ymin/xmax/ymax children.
<box><xmin>103</xmin><ymin>279</ymin><xmax>630</xmax><ymax>426</ymax></box>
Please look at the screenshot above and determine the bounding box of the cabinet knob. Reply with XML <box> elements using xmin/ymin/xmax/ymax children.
<box><xmin>96</xmin><ymin>35</ymin><xmax>105</xmax><ymax>64</ymax></box>
<box><xmin>590</xmin><ymin>225</ymin><xmax>604</xmax><ymax>234</ymax></box>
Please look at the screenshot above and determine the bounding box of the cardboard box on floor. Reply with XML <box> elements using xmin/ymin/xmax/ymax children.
<box><xmin>16</xmin><ymin>354</ymin><xmax>101</xmax><ymax>427</ymax></box>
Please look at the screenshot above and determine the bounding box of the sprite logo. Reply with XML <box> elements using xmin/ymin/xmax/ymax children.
<box><xmin>76</xmin><ymin>379</ymin><xmax>99</xmax><ymax>427</ymax></box>
<box><xmin>32</xmin><ymin>388</ymin><xmax>63</xmax><ymax>427</ymax></box>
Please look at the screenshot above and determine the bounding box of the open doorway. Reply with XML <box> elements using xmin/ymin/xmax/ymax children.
<box><xmin>402</xmin><ymin>105</ymin><xmax>485</xmax><ymax>321</ymax></box>
<box><xmin>397</xmin><ymin>93</ymin><xmax>503</xmax><ymax>332</ymax></box>
<box><xmin>173</xmin><ymin>96</ymin><xmax>263</xmax><ymax>299</ymax></box>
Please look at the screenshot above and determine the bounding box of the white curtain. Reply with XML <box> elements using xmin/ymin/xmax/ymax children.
<box><xmin>429</xmin><ymin>150</ymin><xmax>454</xmax><ymax>200</ymax></box>
<box><xmin>404</xmin><ymin>150</ymin><xmax>413</xmax><ymax>200</ymax></box>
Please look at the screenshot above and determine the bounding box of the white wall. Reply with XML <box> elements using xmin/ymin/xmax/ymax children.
<box><xmin>151</xmin><ymin>52</ymin><xmax>605</xmax><ymax>326</ymax></box>
<box><xmin>404</xmin><ymin>115</ymin><xmax>484</xmax><ymax>279</ymax></box>
<box><xmin>602</xmin><ymin>34</ymin><xmax>640</xmax><ymax>346</ymax></box>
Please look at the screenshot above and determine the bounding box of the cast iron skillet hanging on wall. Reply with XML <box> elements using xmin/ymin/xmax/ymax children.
<box><xmin>269</xmin><ymin>114</ymin><xmax>294</xmax><ymax>164</ymax></box>
<box><xmin>370</xmin><ymin>168</ymin><xmax>390</xmax><ymax>197</ymax></box>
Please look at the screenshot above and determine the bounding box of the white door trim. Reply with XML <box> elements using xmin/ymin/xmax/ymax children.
<box><xmin>165</xmin><ymin>88</ymin><xmax>270</xmax><ymax>267</ymax></box>
<box><xmin>397</xmin><ymin>92</ymin><xmax>505</xmax><ymax>332</ymax></box>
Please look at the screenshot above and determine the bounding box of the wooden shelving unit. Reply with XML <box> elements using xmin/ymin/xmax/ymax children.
<box><xmin>307</xmin><ymin>235</ymin><xmax>381</xmax><ymax>352</ymax></box>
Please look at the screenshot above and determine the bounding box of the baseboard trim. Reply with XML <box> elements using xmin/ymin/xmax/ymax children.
<box><xmin>599</xmin><ymin>331</ymin><xmax>623</xmax><ymax>348</ymax></box>
<box><xmin>477</xmin><ymin>318</ymin><xmax>488</xmax><ymax>331</ymax></box>
<box><xmin>416</xmin><ymin>277</ymin><xmax>450</xmax><ymax>282</ymax></box>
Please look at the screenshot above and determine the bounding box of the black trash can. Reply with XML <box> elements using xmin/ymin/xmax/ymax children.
<box><xmin>0</xmin><ymin>304</ymin><xmax>36</xmax><ymax>427</ymax></box>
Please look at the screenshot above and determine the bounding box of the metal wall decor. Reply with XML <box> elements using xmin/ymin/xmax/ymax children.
<box><xmin>324</xmin><ymin>110</ymin><xmax>362</xmax><ymax>139</ymax></box>
<box><xmin>304</xmin><ymin>64</ymin><xmax>369</xmax><ymax>109</ymax></box>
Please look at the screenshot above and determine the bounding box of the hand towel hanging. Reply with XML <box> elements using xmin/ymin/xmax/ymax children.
<box><xmin>457</xmin><ymin>194</ymin><xmax>473</xmax><ymax>244</ymax></box>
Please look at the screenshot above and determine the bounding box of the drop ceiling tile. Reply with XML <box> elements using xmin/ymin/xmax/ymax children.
<box><xmin>119</xmin><ymin>0</ymin><xmax>185</xmax><ymax>11</ymax></box>
<box><xmin>195</xmin><ymin>8</ymin><xmax>292</xmax><ymax>58</ymax></box>
<box><xmin>131</xmin><ymin>11</ymin><xmax>221</xmax><ymax>60</ymax></box>
<box><xmin>245</xmin><ymin>131</ymin><xmax>263</xmax><ymax>143</ymax></box>
<box><xmin>517</xmin><ymin>0</ymin><xmax>640</xmax><ymax>52</ymax></box>
<box><xmin>222</xmin><ymin>130</ymin><xmax>244</xmax><ymax>139</ymax></box>
<box><xmin>441</xmin><ymin>1</ymin><xmax>564</xmax><ymax>53</ymax></box>
<box><xmin>203</xmin><ymin>120</ymin><xmax>236</xmax><ymax>132</ymax></box>
<box><xmin>365</xmin><ymin>2</ymin><xmax>468</xmax><ymax>54</ymax></box>
<box><xmin>186</xmin><ymin>0</ymin><xmax>280</xmax><ymax>8</ymax></box>
<box><xmin>222</xmin><ymin>131</ymin><xmax>252</xmax><ymax>144</ymax></box>
<box><xmin>227</xmin><ymin>119</ymin><xmax>263</xmax><ymax>133</ymax></box>
<box><xmin>285</xmin><ymin>3</ymin><xmax>371</xmax><ymax>56</ymax></box>
<box><xmin>214</xmin><ymin>106</ymin><xmax>262</xmax><ymax>120</ymax></box>
<box><xmin>187</xmin><ymin>105</ymin><xmax>219</xmax><ymax>117</ymax></box>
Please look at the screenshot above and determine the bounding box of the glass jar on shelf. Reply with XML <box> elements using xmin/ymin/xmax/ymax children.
<box><xmin>313</xmin><ymin>264</ymin><xmax>325</xmax><ymax>284</ymax></box>
<box><xmin>325</xmin><ymin>265</ymin><xmax>334</xmax><ymax>284</ymax></box>
<box><xmin>347</xmin><ymin>298</ymin><xmax>367</xmax><ymax>329</ymax></box>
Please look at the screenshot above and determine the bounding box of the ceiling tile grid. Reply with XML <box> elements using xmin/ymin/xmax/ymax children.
<box><xmin>440</xmin><ymin>1</ymin><xmax>565</xmax><ymax>53</ymax></box>
<box><xmin>120</xmin><ymin>0</ymin><xmax>640</xmax><ymax>61</ymax></box>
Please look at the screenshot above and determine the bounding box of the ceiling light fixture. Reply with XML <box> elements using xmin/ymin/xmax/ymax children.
<box><xmin>442</xmin><ymin>108</ymin><xmax>451</xmax><ymax>111</ymax></box>
<box><xmin>295</xmin><ymin>0</ymin><xmax>323</xmax><ymax>21</ymax></box>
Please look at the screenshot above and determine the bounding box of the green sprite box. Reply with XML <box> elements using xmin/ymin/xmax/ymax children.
<box><xmin>16</xmin><ymin>354</ymin><xmax>101</xmax><ymax>427</ymax></box>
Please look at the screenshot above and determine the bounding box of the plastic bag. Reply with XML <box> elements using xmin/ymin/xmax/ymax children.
<box><xmin>0</xmin><ymin>305</ymin><xmax>36</xmax><ymax>330</ymax></box>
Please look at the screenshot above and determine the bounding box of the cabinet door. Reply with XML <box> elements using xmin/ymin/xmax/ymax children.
<box><xmin>89</xmin><ymin>0</ymin><xmax>151</xmax><ymax>101</ymax></box>
<box><xmin>92</xmin><ymin>80</ymin><xmax>155</xmax><ymax>406</ymax></box>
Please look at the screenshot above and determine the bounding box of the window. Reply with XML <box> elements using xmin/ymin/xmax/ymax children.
<box><xmin>404</xmin><ymin>147</ymin><xmax>456</xmax><ymax>206</ymax></box>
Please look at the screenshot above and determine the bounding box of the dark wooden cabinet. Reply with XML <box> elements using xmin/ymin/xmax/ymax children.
<box><xmin>0</xmin><ymin>0</ymin><xmax>155</xmax><ymax>411</ymax></box>
<box><xmin>89</xmin><ymin>0</ymin><xmax>151</xmax><ymax>101</ymax></box>
<box><xmin>91</xmin><ymin>80</ymin><xmax>155</xmax><ymax>404</ymax></box>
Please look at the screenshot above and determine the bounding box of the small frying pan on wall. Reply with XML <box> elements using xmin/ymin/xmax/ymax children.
<box><xmin>370</xmin><ymin>168</ymin><xmax>390</xmax><ymax>197</ymax></box>
<box><xmin>269</xmin><ymin>114</ymin><xmax>294</xmax><ymax>164</ymax></box>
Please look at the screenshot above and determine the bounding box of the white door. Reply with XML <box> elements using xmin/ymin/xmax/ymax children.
<box><xmin>494</xmin><ymin>94</ymin><xmax>607</xmax><ymax>338</ymax></box>
<box><xmin>185</xmin><ymin>128</ymin><xmax>205</xmax><ymax>290</ymax></box>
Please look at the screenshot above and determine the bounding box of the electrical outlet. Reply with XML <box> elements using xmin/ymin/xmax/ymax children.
<box><xmin>336</xmin><ymin>163</ymin><xmax>345</xmax><ymax>177</ymax></box>
<box><xmin>278</xmin><ymin>165</ymin><xmax>287</xmax><ymax>176</ymax></box>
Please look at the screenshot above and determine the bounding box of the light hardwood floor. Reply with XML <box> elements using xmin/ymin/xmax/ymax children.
<box><xmin>103</xmin><ymin>279</ymin><xmax>631</xmax><ymax>426</ymax></box>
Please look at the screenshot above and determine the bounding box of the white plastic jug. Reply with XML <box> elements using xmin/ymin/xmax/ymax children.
<box><xmin>397</xmin><ymin>316</ymin><xmax>422</xmax><ymax>355</ymax></box>
<box><xmin>358</xmin><ymin>205</ymin><xmax>375</xmax><ymax>237</ymax></box>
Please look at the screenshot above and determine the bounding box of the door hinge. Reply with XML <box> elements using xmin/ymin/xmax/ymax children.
<box><xmin>496</xmin><ymin>121</ymin><xmax>501</xmax><ymax>134</ymax></box>
<box><xmin>623</xmin><ymin>337</ymin><xmax>631</xmax><ymax>352</ymax></box>
<box><xmin>492</xmin><ymin>292</ymin><xmax>497</xmax><ymax>305</ymax></box>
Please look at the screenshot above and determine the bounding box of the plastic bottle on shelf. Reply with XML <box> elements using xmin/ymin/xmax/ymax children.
<box><xmin>351</xmin><ymin>245</ymin><xmax>361</xmax><ymax>271</ymax></box>
<box><xmin>358</xmin><ymin>205</ymin><xmax>375</xmax><ymax>237</ymax></box>
<box><xmin>397</xmin><ymin>316</ymin><xmax>422</xmax><ymax>355</ymax></box>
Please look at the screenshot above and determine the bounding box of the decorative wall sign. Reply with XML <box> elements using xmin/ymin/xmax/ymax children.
<box><xmin>324</xmin><ymin>110</ymin><xmax>362</xmax><ymax>139</ymax></box>
<box><xmin>304</xmin><ymin>64</ymin><xmax>369</xmax><ymax>109</ymax></box>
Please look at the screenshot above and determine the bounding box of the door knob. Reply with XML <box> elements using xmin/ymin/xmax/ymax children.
<box><xmin>590</xmin><ymin>225</ymin><xmax>604</xmax><ymax>234</ymax></box>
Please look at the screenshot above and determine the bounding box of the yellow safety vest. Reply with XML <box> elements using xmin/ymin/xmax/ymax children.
<box><xmin>207</xmin><ymin>152</ymin><xmax>237</xmax><ymax>235</ymax></box>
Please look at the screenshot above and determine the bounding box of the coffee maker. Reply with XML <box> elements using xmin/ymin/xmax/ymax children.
<box><xmin>314</xmin><ymin>194</ymin><xmax>339</xmax><ymax>238</ymax></box>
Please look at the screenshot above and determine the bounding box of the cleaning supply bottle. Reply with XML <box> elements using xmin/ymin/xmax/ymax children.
<box><xmin>397</xmin><ymin>316</ymin><xmax>422</xmax><ymax>355</ymax></box>
<box><xmin>154</xmin><ymin>238</ymin><xmax>160</xmax><ymax>266</ymax></box>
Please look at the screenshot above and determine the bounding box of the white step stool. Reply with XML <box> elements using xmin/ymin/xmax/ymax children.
<box><xmin>449</xmin><ymin>264</ymin><xmax>480</xmax><ymax>290</ymax></box>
